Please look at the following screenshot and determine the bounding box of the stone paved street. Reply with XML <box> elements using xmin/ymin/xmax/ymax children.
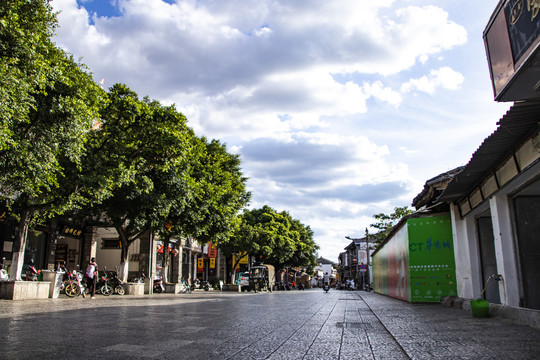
<box><xmin>0</xmin><ymin>289</ymin><xmax>539</xmax><ymax>359</ymax></box>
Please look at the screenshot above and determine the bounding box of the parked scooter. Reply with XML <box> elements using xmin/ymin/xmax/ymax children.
<box><xmin>129</xmin><ymin>272</ymin><xmax>145</xmax><ymax>284</ymax></box>
<box><xmin>108</xmin><ymin>266</ymin><xmax>125</xmax><ymax>295</ymax></box>
<box><xmin>323</xmin><ymin>283</ymin><xmax>330</xmax><ymax>293</ymax></box>
<box><xmin>190</xmin><ymin>278</ymin><xmax>210</xmax><ymax>291</ymax></box>
<box><xmin>180</xmin><ymin>277</ymin><xmax>191</xmax><ymax>294</ymax></box>
<box><xmin>298</xmin><ymin>283</ymin><xmax>305</xmax><ymax>290</ymax></box>
<box><xmin>24</xmin><ymin>259</ymin><xmax>40</xmax><ymax>281</ymax></box>
<box><xmin>153</xmin><ymin>275</ymin><xmax>165</xmax><ymax>293</ymax></box>
<box><xmin>0</xmin><ymin>257</ymin><xmax>8</xmax><ymax>281</ymax></box>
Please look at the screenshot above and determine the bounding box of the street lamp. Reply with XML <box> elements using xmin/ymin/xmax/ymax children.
<box><xmin>345</xmin><ymin>228</ymin><xmax>370</xmax><ymax>291</ymax></box>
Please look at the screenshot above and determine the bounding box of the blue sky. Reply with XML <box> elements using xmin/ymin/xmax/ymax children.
<box><xmin>51</xmin><ymin>0</ymin><xmax>510</xmax><ymax>261</ymax></box>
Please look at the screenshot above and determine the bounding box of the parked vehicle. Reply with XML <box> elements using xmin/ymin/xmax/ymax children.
<box><xmin>180</xmin><ymin>277</ymin><xmax>191</xmax><ymax>294</ymax></box>
<box><xmin>96</xmin><ymin>267</ymin><xmax>113</xmax><ymax>296</ymax></box>
<box><xmin>275</xmin><ymin>282</ymin><xmax>290</xmax><ymax>291</ymax></box>
<box><xmin>249</xmin><ymin>263</ymin><xmax>275</xmax><ymax>292</ymax></box>
<box><xmin>323</xmin><ymin>283</ymin><xmax>330</xmax><ymax>293</ymax></box>
<box><xmin>24</xmin><ymin>260</ymin><xmax>40</xmax><ymax>281</ymax></box>
<box><xmin>129</xmin><ymin>272</ymin><xmax>145</xmax><ymax>284</ymax></box>
<box><xmin>153</xmin><ymin>276</ymin><xmax>165</xmax><ymax>293</ymax></box>
<box><xmin>239</xmin><ymin>272</ymin><xmax>250</xmax><ymax>291</ymax></box>
<box><xmin>108</xmin><ymin>267</ymin><xmax>125</xmax><ymax>295</ymax></box>
<box><xmin>0</xmin><ymin>257</ymin><xmax>8</xmax><ymax>281</ymax></box>
<box><xmin>298</xmin><ymin>283</ymin><xmax>305</xmax><ymax>290</ymax></box>
<box><xmin>190</xmin><ymin>278</ymin><xmax>209</xmax><ymax>291</ymax></box>
<box><xmin>64</xmin><ymin>268</ymin><xmax>86</xmax><ymax>298</ymax></box>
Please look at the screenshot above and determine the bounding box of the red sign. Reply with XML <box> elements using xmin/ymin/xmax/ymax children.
<box><xmin>208</xmin><ymin>243</ymin><xmax>218</xmax><ymax>258</ymax></box>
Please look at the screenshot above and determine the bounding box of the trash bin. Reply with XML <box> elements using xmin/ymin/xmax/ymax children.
<box><xmin>470</xmin><ymin>298</ymin><xmax>490</xmax><ymax>318</ymax></box>
<box><xmin>42</xmin><ymin>270</ymin><xmax>64</xmax><ymax>298</ymax></box>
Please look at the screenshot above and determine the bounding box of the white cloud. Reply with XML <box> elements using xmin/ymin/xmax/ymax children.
<box><xmin>50</xmin><ymin>0</ymin><xmax>507</xmax><ymax>261</ymax></box>
<box><xmin>401</xmin><ymin>67</ymin><xmax>465</xmax><ymax>94</ymax></box>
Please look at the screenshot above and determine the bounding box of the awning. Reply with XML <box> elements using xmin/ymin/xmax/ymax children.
<box><xmin>438</xmin><ymin>100</ymin><xmax>540</xmax><ymax>203</ymax></box>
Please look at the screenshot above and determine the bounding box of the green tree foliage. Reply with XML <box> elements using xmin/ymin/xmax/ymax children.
<box><xmin>177</xmin><ymin>137</ymin><xmax>250</xmax><ymax>244</ymax></box>
<box><xmin>79</xmin><ymin>84</ymin><xmax>250</xmax><ymax>281</ymax></box>
<box><xmin>80</xmin><ymin>84</ymin><xmax>193</xmax><ymax>280</ymax></box>
<box><xmin>370</xmin><ymin>206</ymin><xmax>414</xmax><ymax>245</ymax></box>
<box><xmin>220</xmin><ymin>205</ymin><xmax>317</xmax><ymax>281</ymax></box>
<box><xmin>0</xmin><ymin>1</ymin><xmax>105</xmax><ymax>280</ymax></box>
<box><xmin>155</xmin><ymin>136</ymin><xmax>250</xmax><ymax>281</ymax></box>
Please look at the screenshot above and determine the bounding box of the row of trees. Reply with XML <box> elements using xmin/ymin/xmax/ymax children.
<box><xmin>220</xmin><ymin>206</ymin><xmax>319</xmax><ymax>282</ymax></box>
<box><xmin>0</xmin><ymin>1</ymin><xmax>318</xmax><ymax>281</ymax></box>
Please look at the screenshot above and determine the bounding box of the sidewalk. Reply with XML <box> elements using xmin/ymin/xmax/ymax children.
<box><xmin>357</xmin><ymin>291</ymin><xmax>540</xmax><ymax>359</ymax></box>
<box><xmin>0</xmin><ymin>289</ymin><xmax>539</xmax><ymax>359</ymax></box>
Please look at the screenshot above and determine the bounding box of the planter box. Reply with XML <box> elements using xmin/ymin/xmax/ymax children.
<box><xmin>0</xmin><ymin>281</ymin><xmax>50</xmax><ymax>300</ymax></box>
<box><xmin>125</xmin><ymin>283</ymin><xmax>144</xmax><ymax>296</ymax></box>
<box><xmin>164</xmin><ymin>283</ymin><xmax>182</xmax><ymax>294</ymax></box>
<box><xmin>222</xmin><ymin>284</ymin><xmax>241</xmax><ymax>292</ymax></box>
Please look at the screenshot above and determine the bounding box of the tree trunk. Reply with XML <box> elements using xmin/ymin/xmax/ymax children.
<box><xmin>229</xmin><ymin>253</ymin><xmax>246</xmax><ymax>284</ymax></box>
<box><xmin>9</xmin><ymin>209</ymin><xmax>31</xmax><ymax>281</ymax></box>
<box><xmin>116</xmin><ymin>226</ymin><xmax>131</xmax><ymax>282</ymax></box>
<box><xmin>161</xmin><ymin>235</ymin><xmax>170</xmax><ymax>283</ymax></box>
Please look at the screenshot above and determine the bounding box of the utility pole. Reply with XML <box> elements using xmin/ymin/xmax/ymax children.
<box><xmin>365</xmin><ymin>228</ymin><xmax>370</xmax><ymax>291</ymax></box>
<box><xmin>345</xmin><ymin>231</ymin><xmax>371</xmax><ymax>291</ymax></box>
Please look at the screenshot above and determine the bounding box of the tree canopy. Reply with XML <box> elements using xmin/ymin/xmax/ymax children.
<box><xmin>0</xmin><ymin>1</ymin><xmax>314</xmax><ymax>282</ymax></box>
<box><xmin>220</xmin><ymin>205</ymin><xmax>318</xmax><ymax>278</ymax></box>
<box><xmin>0</xmin><ymin>0</ymin><xmax>105</xmax><ymax>279</ymax></box>
<box><xmin>370</xmin><ymin>206</ymin><xmax>414</xmax><ymax>245</ymax></box>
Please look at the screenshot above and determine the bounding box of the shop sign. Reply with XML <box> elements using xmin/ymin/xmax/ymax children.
<box><xmin>197</xmin><ymin>258</ymin><xmax>204</xmax><ymax>271</ymax></box>
<box><xmin>210</xmin><ymin>258</ymin><xmax>216</xmax><ymax>269</ymax></box>
<box><xmin>208</xmin><ymin>243</ymin><xmax>218</xmax><ymax>258</ymax></box>
<box><xmin>233</xmin><ymin>253</ymin><xmax>249</xmax><ymax>265</ymax></box>
<box><xmin>61</xmin><ymin>226</ymin><xmax>83</xmax><ymax>238</ymax></box>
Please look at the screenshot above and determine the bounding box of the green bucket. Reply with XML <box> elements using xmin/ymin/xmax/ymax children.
<box><xmin>470</xmin><ymin>299</ymin><xmax>489</xmax><ymax>318</ymax></box>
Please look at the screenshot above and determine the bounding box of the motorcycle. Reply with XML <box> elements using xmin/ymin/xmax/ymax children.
<box><xmin>153</xmin><ymin>276</ymin><xmax>165</xmax><ymax>293</ymax></box>
<box><xmin>190</xmin><ymin>278</ymin><xmax>210</xmax><ymax>291</ymax></box>
<box><xmin>298</xmin><ymin>283</ymin><xmax>305</xmax><ymax>290</ymax></box>
<box><xmin>64</xmin><ymin>268</ymin><xmax>86</xmax><ymax>298</ymax></box>
<box><xmin>323</xmin><ymin>283</ymin><xmax>330</xmax><ymax>293</ymax></box>
<box><xmin>96</xmin><ymin>267</ymin><xmax>113</xmax><ymax>296</ymax></box>
<box><xmin>108</xmin><ymin>266</ymin><xmax>125</xmax><ymax>295</ymax></box>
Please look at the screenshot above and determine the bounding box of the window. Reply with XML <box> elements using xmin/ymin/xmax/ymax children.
<box><xmin>101</xmin><ymin>238</ymin><xmax>121</xmax><ymax>249</ymax></box>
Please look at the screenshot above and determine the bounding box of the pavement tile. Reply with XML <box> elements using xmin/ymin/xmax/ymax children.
<box><xmin>1</xmin><ymin>290</ymin><xmax>540</xmax><ymax>360</ymax></box>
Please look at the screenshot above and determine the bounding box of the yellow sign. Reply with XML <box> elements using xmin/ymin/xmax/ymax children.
<box><xmin>233</xmin><ymin>253</ymin><xmax>249</xmax><ymax>265</ymax></box>
<box><xmin>210</xmin><ymin>258</ymin><xmax>215</xmax><ymax>269</ymax></box>
<box><xmin>197</xmin><ymin>258</ymin><xmax>204</xmax><ymax>269</ymax></box>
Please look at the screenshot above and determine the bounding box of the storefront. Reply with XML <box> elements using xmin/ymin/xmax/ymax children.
<box><xmin>439</xmin><ymin>101</ymin><xmax>540</xmax><ymax>310</ymax></box>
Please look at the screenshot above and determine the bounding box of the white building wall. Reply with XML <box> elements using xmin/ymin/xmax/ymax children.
<box><xmin>490</xmin><ymin>195</ymin><xmax>521</xmax><ymax>306</ymax></box>
<box><xmin>451</xmin><ymin>160</ymin><xmax>540</xmax><ymax>307</ymax></box>
<box><xmin>450</xmin><ymin>204</ymin><xmax>482</xmax><ymax>300</ymax></box>
<box><xmin>94</xmin><ymin>227</ymin><xmax>141</xmax><ymax>274</ymax></box>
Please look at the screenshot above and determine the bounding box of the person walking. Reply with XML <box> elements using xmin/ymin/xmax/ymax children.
<box><xmin>85</xmin><ymin>257</ymin><xmax>98</xmax><ymax>298</ymax></box>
